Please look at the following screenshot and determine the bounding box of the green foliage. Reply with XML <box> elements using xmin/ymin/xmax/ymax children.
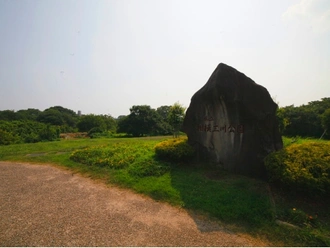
<box><xmin>156</xmin><ymin>105</ymin><xmax>171</xmax><ymax>120</ymax></box>
<box><xmin>127</xmin><ymin>159</ymin><xmax>170</xmax><ymax>177</ymax></box>
<box><xmin>277</xmin><ymin>97</ymin><xmax>330</xmax><ymax>139</ymax></box>
<box><xmin>156</xmin><ymin>105</ymin><xmax>172</xmax><ymax>135</ymax></box>
<box><xmin>321</xmin><ymin>108</ymin><xmax>330</xmax><ymax>131</ymax></box>
<box><xmin>16</xmin><ymin>108</ymin><xmax>41</xmax><ymax>121</ymax></box>
<box><xmin>117</xmin><ymin>105</ymin><xmax>177</xmax><ymax>137</ymax></box>
<box><xmin>0</xmin><ymin>120</ymin><xmax>60</xmax><ymax>145</ymax></box>
<box><xmin>117</xmin><ymin>105</ymin><xmax>161</xmax><ymax>136</ymax></box>
<box><xmin>167</xmin><ymin>102</ymin><xmax>186</xmax><ymax>137</ymax></box>
<box><xmin>100</xmin><ymin>114</ymin><xmax>117</xmax><ymax>133</ymax></box>
<box><xmin>37</xmin><ymin>108</ymin><xmax>65</xmax><ymax>126</ymax></box>
<box><xmin>70</xmin><ymin>142</ymin><xmax>170</xmax><ymax>177</ymax></box>
<box><xmin>154</xmin><ymin>137</ymin><xmax>195</xmax><ymax>162</ymax></box>
<box><xmin>265</xmin><ymin>142</ymin><xmax>330</xmax><ymax>197</ymax></box>
<box><xmin>0</xmin><ymin>110</ymin><xmax>17</xmax><ymax>121</ymax></box>
<box><xmin>0</xmin><ymin>129</ymin><xmax>20</xmax><ymax>145</ymax></box>
<box><xmin>38</xmin><ymin>125</ymin><xmax>59</xmax><ymax>141</ymax></box>
<box><xmin>36</xmin><ymin>106</ymin><xmax>79</xmax><ymax>132</ymax></box>
<box><xmin>87</xmin><ymin>127</ymin><xmax>104</xmax><ymax>138</ymax></box>
<box><xmin>71</xmin><ymin>144</ymin><xmax>132</xmax><ymax>169</ymax></box>
<box><xmin>77</xmin><ymin>114</ymin><xmax>106</xmax><ymax>132</ymax></box>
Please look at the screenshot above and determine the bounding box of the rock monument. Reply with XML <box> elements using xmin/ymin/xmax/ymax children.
<box><xmin>183</xmin><ymin>63</ymin><xmax>283</xmax><ymax>178</ymax></box>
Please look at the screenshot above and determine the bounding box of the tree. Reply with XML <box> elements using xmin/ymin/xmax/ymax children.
<box><xmin>37</xmin><ymin>109</ymin><xmax>65</xmax><ymax>126</ymax></box>
<box><xmin>117</xmin><ymin>115</ymin><xmax>131</xmax><ymax>134</ymax></box>
<box><xmin>168</xmin><ymin>102</ymin><xmax>186</xmax><ymax>137</ymax></box>
<box><xmin>276</xmin><ymin>98</ymin><xmax>330</xmax><ymax>139</ymax></box>
<box><xmin>320</xmin><ymin>108</ymin><xmax>330</xmax><ymax>139</ymax></box>
<box><xmin>16</xmin><ymin>108</ymin><xmax>41</xmax><ymax>121</ymax></box>
<box><xmin>156</xmin><ymin>105</ymin><xmax>173</xmax><ymax>135</ymax></box>
<box><xmin>77</xmin><ymin>114</ymin><xmax>106</xmax><ymax>132</ymax></box>
<box><xmin>117</xmin><ymin>105</ymin><xmax>162</xmax><ymax>137</ymax></box>
<box><xmin>46</xmin><ymin>106</ymin><xmax>78</xmax><ymax>128</ymax></box>
<box><xmin>0</xmin><ymin>110</ymin><xmax>16</xmax><ymax>121</ymax></box>
<box><xmin>100</xmin><ymin>115</ymin><xmax>117</xmax><ymax>133</ymax></box>
<box><xmin>37</xmin><ymin>106</ymin><xmax>78</xmax><ymax>132</ymax></box>
<box><xmin>156</xmin><ymin>106</ymin><xmax>171</xmax><ymax>120</ymax></box>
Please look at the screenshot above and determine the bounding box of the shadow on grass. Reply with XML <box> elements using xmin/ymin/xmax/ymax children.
<box><xmin>167</xmin><ymin>162</ymin><xmax>330</xmax><ymax>246</ymax></box>
<box><xmin>168</xmin><ymin>163</ymin><xmax>274</xmax><ymax>233</ymax></box>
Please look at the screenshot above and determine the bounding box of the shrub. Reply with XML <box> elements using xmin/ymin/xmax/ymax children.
<box><xmin>88</xmin><ymin>127</ymin><xmax>104</xmax><ymax>138</ymax></box>
<box><xmin>265</xmin><ymin>142</ymin><xmax>330</xmax><ymax>197</ymax></box>
<box><xmin>128</xmin><ymin>158</ymin><xmax>170</xmax><ymax>177</ymax></box>
<box><xmin>0</xmin><ymin>129</ymin><xmax>21</xmax><ymax>145</ymax></box>
<box><xmin>154</xmin><ymin>137</ymin><xmax>195</xmax><ymax>162</ymax></box>
<box><xmin>70</xmin><ymin>143</ymin><xmax>137</xmax><ymax>169</ymax></box>
<box><xmin>0</xmin><ymin>120</ymin><xmax>59</xmax><ymax>145</ymax></box>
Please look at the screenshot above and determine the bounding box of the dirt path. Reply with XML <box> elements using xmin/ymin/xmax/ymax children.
<box><xmin>0</xmin><ymin>162</ymin><xmax>270</xmax><ymax>246</ymax></box>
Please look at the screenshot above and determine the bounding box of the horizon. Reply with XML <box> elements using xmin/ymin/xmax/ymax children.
<box><xmin>1</xmin><ymin>94</ymin><xmax>329</xmax><ymax>119</ymax></box>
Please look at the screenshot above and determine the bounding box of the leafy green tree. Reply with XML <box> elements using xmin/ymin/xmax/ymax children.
<box><xmin>320</xmin><ymin>108</ymin><xmax>330</xmax><ymax>139</ymax></box>
<box><xmin>117</xmin><ymin>105</ymin><xmax>162</xmax><ymax>137</ymax></box>
<box><xmin>156</xmin><ymin>106</ymin><xmax>171</xmax><ymax>120</ymax></box>
<box><xmin>77</xmin><ymin>114</ymin><xmax>106</xmax><ymax>132</ymax></box>
<box><xmin>156</xmin><ymin>106</ymin><xmax>172</xmax><ymax>135</ymax></box>
<box><xmin>276</xmin><ymin>107</ymin><xmax>290</xmax><ymax>134</ymax></box>
<box><xmin>277</xmin><ymin>98</ymin><xmax>330</xmax><ymax>139</ymax></box>
<box><xmin>100</xmin><ymin>115</ymin><xmax>117</xmax><ymax>133</ymax></box>
<box><xmin>168</xmin><ymin>102</ymin><xmax>186</xmax><ymax>137</ymax></box>
<box><xmin>0</xmin><ymin>110</ymin><xmax>16</xmax><ymax>121</ymax></box>
<box><xmin>37</xmin><ymin>108</ymin><xmax>65</xmax><ymax>126</ymax></box>
<box><xmin>37</xmin><ymin>106</ymin><xmax>78</xmax><ymax>132</ymax></box>
<box><xmin>16</xmin><ymin>108</ymin><xmax>41</xmax><ymax>121</ymax></box>
<box><xmin>47</xmin><ymin>106</ymin><xmax>78</xmax><ymax>127</ymax></box>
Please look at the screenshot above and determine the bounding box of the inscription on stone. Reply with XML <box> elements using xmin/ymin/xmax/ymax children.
<box><xmin>197</xmin><ymin>124</ymin><xmax>244</xmax><ymax>133</ymax></box>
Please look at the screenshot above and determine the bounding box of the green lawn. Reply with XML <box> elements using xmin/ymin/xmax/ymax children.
<box><xmin>0</xmin><ymin>136</ymin><xmax>329</xmax><ymax>246</ymax></box>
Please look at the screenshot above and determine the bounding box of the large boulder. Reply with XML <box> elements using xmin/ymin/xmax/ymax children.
<box><xmin>183</xmin><ymin>63</ymin><xmax>283</xmax><ymax>178</ymax></box>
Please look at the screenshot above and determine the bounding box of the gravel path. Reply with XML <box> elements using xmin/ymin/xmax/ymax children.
<box><xmin>0</xmin><ymin>162</ymin><xmax>269</xmax><ymax>246</ymax></box>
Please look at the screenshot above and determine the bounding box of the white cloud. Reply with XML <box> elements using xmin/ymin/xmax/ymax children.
<box><xmin>282</xmin><ymin>0</ymin><xmax>330</xmax><ymax>34</ymax></box>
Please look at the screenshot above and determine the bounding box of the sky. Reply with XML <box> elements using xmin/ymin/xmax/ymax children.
<box><xmin>0</xmin><ymin>0</ymin><xmax>329</xmax><ymax>118</ymax></box>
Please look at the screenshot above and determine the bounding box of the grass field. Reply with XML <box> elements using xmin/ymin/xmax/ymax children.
<box><xmin>0</xmin><ymin>135</ymin><xmax>329</xmax><ymax>246</ymax></box>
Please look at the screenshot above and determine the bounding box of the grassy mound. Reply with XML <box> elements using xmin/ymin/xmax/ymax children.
<box><xmin>70</xmin><ymin>142</ymin><xmax>170</xmax><ymax>177</ymax></box>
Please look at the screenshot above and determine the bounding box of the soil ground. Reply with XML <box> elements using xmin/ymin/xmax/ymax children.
<box><xmin>0</xmin><ymin>161</ymin><xmax>270</xmax><ymax>246</ymax></box>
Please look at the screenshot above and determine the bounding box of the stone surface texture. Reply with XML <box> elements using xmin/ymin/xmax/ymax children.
<box><xmin>183</xmin><ymin>63</ymin><xmax>283</xmax><ymax>177</ymax></box>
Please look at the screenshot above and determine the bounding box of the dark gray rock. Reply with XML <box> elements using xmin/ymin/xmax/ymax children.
<box><xmin>183</xmin><ymin>63</ymin><xmax>283</xmax><ymax>178</ymax></box>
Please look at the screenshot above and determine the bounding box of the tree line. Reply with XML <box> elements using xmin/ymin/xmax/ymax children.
<box><xmin>0</xmin><ymin>103</ymin><xmax>186</xmax><ymax>145</ymax></box>
<box><xmin>1</xmin><ymin>97</ymin><xmax>329</xmax><ymax>145</ymax></box>
<box><xmin>277</xmin><ymin>97</ymin><xmax>330</xmax><ymax>139</ymax></box>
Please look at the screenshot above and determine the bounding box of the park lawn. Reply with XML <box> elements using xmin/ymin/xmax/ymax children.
<box><xmin>0</xmin><ymin>136</ymin><xmax>329</xmax><ymax>246</ymax></box>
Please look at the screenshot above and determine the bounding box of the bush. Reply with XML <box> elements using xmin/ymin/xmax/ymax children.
<box><xmin>0</xmin><ymin>120</ymin><xmax>59</xmax><ymax>145</ymax></box>
<box><xmin>88</xmin><ymin>127</ymin><xmax>104</xmax><ymax>138</ymax></box>
<box><xmin>265</xmin><ymin>142</ymin><xmax>330</xmax><ymax>197</ymax></box>
<box><xmin>70</xmin><ymin>144</ymin><xmax>136</xmax><ymax>169</ymax></box>
<box><xmin>0</xmin><ymin>129</ymin><xmax>20</xmax><ymax>145</ymax></box>
<box><xmin>154</xmin><ymin>137</ymin><xmax>195</xmax><ymax>162</ymax></box>
<box><xmin>128</xmin><ymin>158</ymin><xmax>170</xmax><ymax>177</ymax></box>
<box><xmin>70</xmin><ymin>142</ymin><xmax>171</xmax><ymax>177</ymax></box>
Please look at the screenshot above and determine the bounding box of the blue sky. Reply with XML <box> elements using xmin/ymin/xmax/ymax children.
<box><xmin>0</xmin><ymin>0</ymin><xmax>329</xmax><ymax>117</ymax></box>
